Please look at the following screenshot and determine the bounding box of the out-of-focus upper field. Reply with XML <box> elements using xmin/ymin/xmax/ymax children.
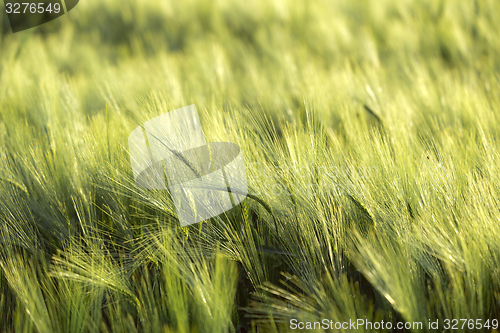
<box><xmin>1</xmin><ymin>0</ymin><xmax>500</xmax><ymax>332</ymax></box>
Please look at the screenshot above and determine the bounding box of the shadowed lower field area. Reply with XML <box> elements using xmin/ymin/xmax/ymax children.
<box><xmin>1</xmin><ymin>0</ymin><xmax>500</xmax><ymax>331</ymax></box>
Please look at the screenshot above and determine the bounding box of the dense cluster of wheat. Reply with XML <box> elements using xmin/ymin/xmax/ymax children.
<box><xmin>1</xmin><ymin>0</ymin><xmax>499</xmax><ymax>331</ymax></box>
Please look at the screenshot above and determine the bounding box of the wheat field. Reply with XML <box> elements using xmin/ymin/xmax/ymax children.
<box><xmin>1</xmin><ymin>0</ymin><xmax>500</xmax><ymax>331</ymax></box>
